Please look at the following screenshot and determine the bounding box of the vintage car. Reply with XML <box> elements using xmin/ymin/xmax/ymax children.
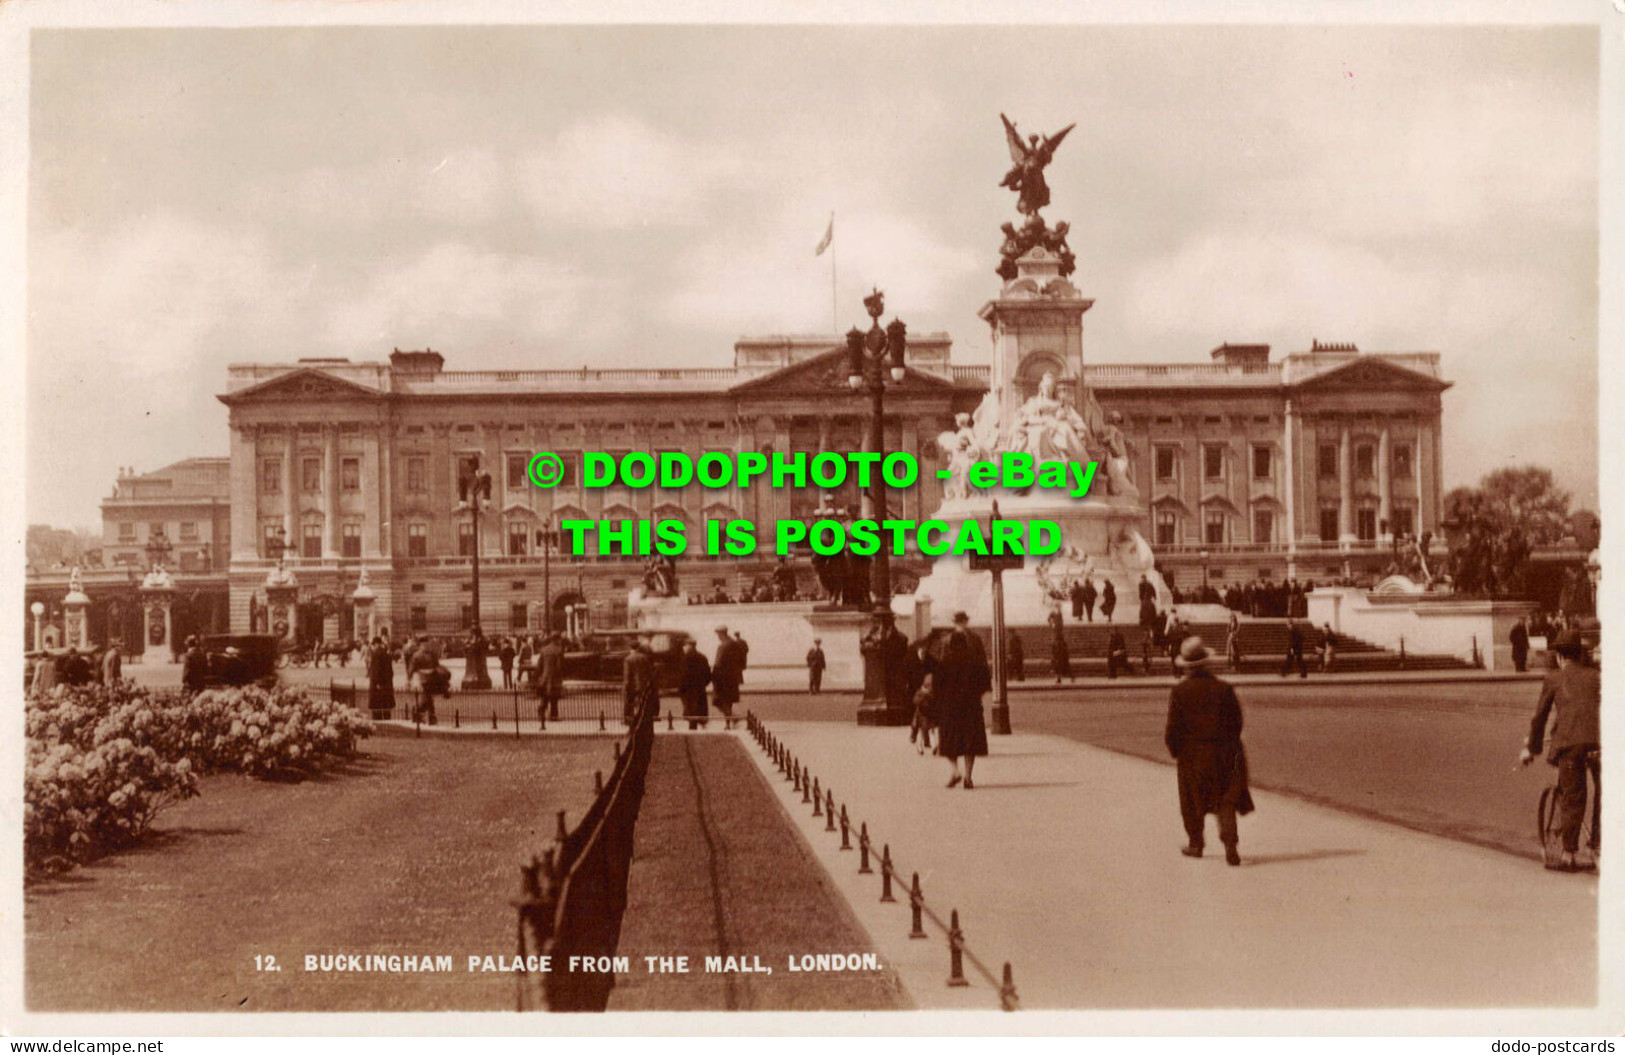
<box><xmin>200</xmin><ymin>634</ymin><xmax>281</xmax><ymax>687</ymax></box>
<box><xmin>560</xmin><ymin>629</ymin><xmax>692</xmax><ymax>695</ymax></box>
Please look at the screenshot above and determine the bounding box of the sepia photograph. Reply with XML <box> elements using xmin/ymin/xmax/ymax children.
<box><xmin>2</xmin><ymin>0</ymin><xmax>1618</xmax><ymax>1038</ymax></box>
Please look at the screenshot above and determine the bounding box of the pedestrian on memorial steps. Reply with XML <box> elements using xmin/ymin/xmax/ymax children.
<box><xmin>933</xmin><ymin>612</ymin><xmax>991</xmax><ymax>790</ymax></box>
<box><xmin>1319</xmin><ymin>623</ymin><xmax>1338</xmax><ymax>673</ymax></box>
<box><xmin>1138</xmin><ymin>595</ymin><xmax>1158</xmax><ymax>633</ymax></box>
<box><xmin>1006</xmin><ymin>628</ymin><xmax>1025</xmax><ymax>682</ymax></box>
<box><xmin>1280</xmin><ymin>618</ymin><xmax>1308</xmax><ymax>678</ymax></box>
<box><xmin>1070</xmin><ymin>579</ymin><xmax>1086</xmax><ymax>621</ymax></box>
<box><xmin>1107</xmin><ymin>627</ymin><xmax>1129</xmax><ymax>679</ymax></box>
<box><xmin>1047</xmin><ymin>606</ymin><xmax>1073</xmax><ymax>684</ymax></box>
<box><xmin>368</xmin><ymin>635</ymin><xmax>396</xmax><ymax>719</ymax></box>
<box><xmin>1225</xmin><ymin>612</ymin><xmax>1244</xmax><ymax>670</ymax></box>
<box><xmin>1165</xmin><ymin>616</ymin><xmax>1185</xmax><ymax>678</ymax></box>
<box><xmin>181</xmin><ymin>636</ymin><xmax>208</xmax><ymax>693</ymax></box>
<box><xmin>1520</xmin><ymin>630</ymin><xmax>1601</xmax><ymax>871</ymax></box>
<box><xmin>1081</xmin><ymin>577</ymin><xmax>1098</xmax><ymax>623</ymax></box>
<box><xmin>498</xmin><ymin>636</ymin><xmax>516</xmax><ymax>690</ymax></box>
<box><xmin>678</xmin><ymin>638</ymin><xmax>711</xmax><ymax>730</ymax></box>
<box><xmin>623</xmin><ymin>636</ymin><xmax>657</xmax><ymax>723</ymax></box>
<box><xmin>1100</xmin><ymin>579</ymin><xmax>1117</xmax><ymax>623</ymax></box>
<box><xmin>1138</xmin><ymin>574</ymin><xmax>1157</xmax><ymax>609</ymax></box>
<box><xmin>537</xmin><ymin>632</ymin><xmax>565</xmax><ymax>721</ymax></box>
<box><xmin>711</xmin><ymin>626</ymin><xmax>746</xmax><ymax>719</ymax></box>
<box><xmin>1166</xmin><ymin>637</ymin><xmax>1254</xmax><ymax>866</ymax></box>
<box><xmin>806</xmin><ymin>638</ymin><xmax>826</xmax><ymax>695</ymax></box>
<box><xmin>1510</xmin><ymin>617</ymin><xmax>1530</xmax><ymax>674</ymax></box>
<box><xmin>101</xmin><ymin>641</ymin><xmax>122</xmax><ymax>686</ymax></box>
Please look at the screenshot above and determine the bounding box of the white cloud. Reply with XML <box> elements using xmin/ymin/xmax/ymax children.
<box><xmin>282</xmin><ymin>147</ymin><xmax>508</xmax><ymax>230</ymax></box>
<box><xmin>516</xmin><ymin>114</ymin><xmax>750</xmax><ymax>230</ymax></box>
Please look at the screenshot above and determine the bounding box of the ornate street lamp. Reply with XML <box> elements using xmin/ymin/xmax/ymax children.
<box><xmin>846</xmin><ymin>288</ymin><xmax>911</xmax><ymax>727</ymax></box>
<box><xmin>458</xmin><ymin>454</ymin><xmax>494</xmax><ymax>689</ymax></box>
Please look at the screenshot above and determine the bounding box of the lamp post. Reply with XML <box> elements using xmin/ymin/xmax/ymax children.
<box><xmin>459</xmin><ymin>454</ymin><xmax>493</xmax><ymax>689</ymax></box>
<box><xmin>846</xmin><ymin>288</ymin><xmax>910</xmax><ymax>727</ymax></box>
<box><xmin>30</xmin><ymin>600</ymin><xmax>44</xmax><ymax>653</ymax></box>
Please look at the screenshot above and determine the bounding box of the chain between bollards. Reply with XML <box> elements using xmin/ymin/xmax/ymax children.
<box><xmin>1000</xmin><ymin>962</ymin><xmax>1019</xmax><ymax>1011</ymax></box>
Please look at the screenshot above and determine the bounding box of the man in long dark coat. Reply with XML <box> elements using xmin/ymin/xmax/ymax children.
<box><xmin>806</xmin><ymin>638</ymin><xmax>826</xmax><ymax>694</ymax></box>
<box><xmin>181</xmin><ymin>636</ymin><xmax>208</xmax><ymax>693</ymax></box>
<box><xmin>1100</xmin><ymin>580</ymin><xmax>1117</xmax><ymax>623</ymax></box>
<box><xmin>931</xmin><ymin>612</ymin><xmax>991</xmax><ymax>789</ymax></box>
<box><xmin>711</xmin><ymin>626</ymin><xmax>745</xmax><ymax>718</ymax></box>
<box><xmin>1006</xmin><ymin>629</ymin><xmax>1025</xmax><ymax>682</ymax></box>
<box><xmin>1069</xmin><ymin>580</ymin><xmax>1086</xmax><ymax>621</ymax></box>
<box><xmin>623</xmin><ymin>637</ymin><xmax>657</xmax><ymax>723</ymax></box>
<box><xmin>537</xmin><ymin>633</ymin><xmax>565</xmax><ymax>720</ymax></box>
<box><xmin>678</xmin><ymin>638</ymin><xmax>711</xmax><ymax>729</ymax></box>
<box><xmin>1165</xmin><ymin>636</ymin><xmax>1254</xmax><ymax>866</ymax></box>
<box><xmin>1509</xmin><ymin>617</ymin><xmax>1530</xmax><ymax>673</ymax></box>
<box><xmin>368</xmin><ymin>636</ymin><xmax>396</xmax><ymax>719</ymax></box>
<box><xmin>1047</xmin><ymin>607</ymin><xmax>1072</xmax><ymax>683</ymax></box>
<box><xmin>1080</xmin><ymin>577</ymin><xmax>1098</xmax><ymax>623</ymax></box>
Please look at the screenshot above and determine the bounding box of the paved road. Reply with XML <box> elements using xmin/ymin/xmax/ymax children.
<box><xmin>742</xmin><ymin>721</ymin><xmax>1597</xmax><ymax>1010</ymax></box>
<box><xmin>743</xmin><ymin>681</ymin><xmax>1560</xmax><ymax>861</ymax></box>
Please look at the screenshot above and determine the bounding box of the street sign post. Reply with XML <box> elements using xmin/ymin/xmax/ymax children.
<box><xmin>969</xmin><ymin>501</ymin><xmax>1024</xmax><ymax>735</ymax></box>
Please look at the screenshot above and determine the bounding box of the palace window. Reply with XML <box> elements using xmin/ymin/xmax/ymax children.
<box><xmin>301</xmin><ymin>522</ymin><xmax>322</xmax><ymax>558</ymax></box>
<box><xmin>455</xmin><ymin>454</ymin><xmax>481</xmax><ymax>495</ymax></box>
<box><xmin>1355</xmin><ymin>444</ymin><xmax>1375</xmax><ymax>479</ymax></box>
<box><xmin>341</xmin><ymin>457</ymin><xmax>360</xmax><ymax>491</ymax></box>
<box><xmin>506</xmin><ymin>452</ymin><xmax>528</xmax><ymax>490</ymax></box>
<box><xmin>1392</xmin><ymin>506</ymin><xmax>1415</xmax><ymax>537</ymax></box>
<box><xmin>341</xmin><ymin>522</ymin><xmax>361</xmax><ymax>558</ymax></box>
<box><xmin>507</xmin><ymin>522</ymin><xmax>529</xmax><ymax>556</ymax></box>
<box><xmin>1253</xmin><ymin>508</ymin><xmax>1274</xmax><ymax>545</ymax></box>
<box><xmin>1318</xmin><ymin>444</ymin><xmax>1338</xmax><ymax>478</ymax></box>
<box><xmin>406</xmin><ymin>456</ymin><xmax>427</xmax><ymax>494</ymax></box>
<box><xmin>262</xmin><ymin>523</ymin><xmax>281</xmax><ymax>557</ymax></box>
<box><xmin>556</xmin><ymin>451</ymin><xmax>579</xmax><ymax>489</ymax></box>
<box><xmin>458</xmin><ymin>521</ymin><xmax>476</xmax><ymax>557</ymax></box>
<box><xmin>1155</xmin><ymin>509</ymin><xmax>1177</xmax><ymax>546</ymax></box>
<box><xmin>1203</xmin><ymin>445</ymin><xmax>1225</xmax><ymax>481</ymax></box>
<box><xmin>118</xmin><ymin>521</ymin><xmax>136</xmax><ymax>540</ymax></box>
<box><xmin>1357</xmin><ymin>508</ymin><xmax>1378</xmax><ymax>541</ymax></box>
<box><xmin>410</xmin><ymin>583</ymin><xmax>426</xmax><ymax>593</ymax></box>
<box><xmin>510</xmin><ymin>603</ymin><xmax>528</xmax><ymax>631</ymax></box>
<box><xmin>149</xmin><ymin>522</ymin><xmax>165</xmax><ymax>539</ymax></box>
<box><xmin>1154</xmin><ymin>446</ymin><xmax>1177</xmax><ymax>482</ymax></box>
<box><xmin>409</xmin><ymin>606</ymin><xmax>427</xmax><ymax>632</ymax></box>
<box><xmin>1204</xmin><ymin>509</ymin><xmax>1226</xmax><ymax>545</ymax></box>
<box><xmin>407</xmin><ymin>523</ymin><xmax>427</xmax><ymax>557</ymax></box>
<box><xmin>1252</xmin><ymin>445</ymin><xmax>1272</xmax><ymax>480</ymax></box>
<box><xmin>1319</xmin><ymin>507</ymin><xmax>1340</xmax><ymax>542</ymax></box>
<box><xmin>301</xmin><ymin>457</ymin><xmax>322</xmax><ymax>492</ymax></box>
<box><xmin>1393</xmin><ymin>443</ymin><xmax>1413</xmax><ymax>478</ymax></box>
<box><xmin>179</xmin><ymin>522</ymin><xmax>198</xmax><ymax>541</ymax></box>
<box><xmin>261</xmin><ymin>458</ymin><xmax>281</xmax><ymax>494</ymax></box>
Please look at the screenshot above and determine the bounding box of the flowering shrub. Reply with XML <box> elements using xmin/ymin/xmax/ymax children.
<box><xmin>25</xmin><ymin>682</ymin><xmax>371</xmax><ymax>873</ymax></box>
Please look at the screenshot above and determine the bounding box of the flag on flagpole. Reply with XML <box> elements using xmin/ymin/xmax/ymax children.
<box><xmin>814</xmin><ymin>213</ymin><xmax>834</xmax><ymax>256</ymax></box>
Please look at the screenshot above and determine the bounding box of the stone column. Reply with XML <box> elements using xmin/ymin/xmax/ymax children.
<box><xmin>324</xmin><ymin>424</ymin><xmax>339</xmax><ymax>557</ymax></box>
<box><xmin>1377</xmin><ymin>425</ymin><xmax>1392</xmax><ymax>539</ymax></box>
<box><xmin>362</xmin><ymin>425</ymin><xmax>383</xmax><ymax>558</ymax></box>
<box><xmin>1282</xmin><ymin>399</ymin><xmax>1297</xmax><ymax>577</ymax></box>
<box><xmin>230</xmin><ymin>424</ymin><xmax>259</xmax><ymax>562</ymax></box>
<box><xmin>281</xmin><ymin>436</ymin><xmax>294</xmax><ymax>557</ymax></box>
<box><xmin>1338</xmin><ymin>423</ymin><xmax>1354</xmax><ymax>542</ymax></box>
<box><xmin>377</xmin><ymin>421</ymin><xmax>393</xmax><ymax>558</ymax></box>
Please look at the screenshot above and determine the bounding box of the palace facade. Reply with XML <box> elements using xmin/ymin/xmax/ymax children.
<box><xmin>217</xmin><ymin>333</ymin><xmax>1450</xmax><ymax>640</ymax></box>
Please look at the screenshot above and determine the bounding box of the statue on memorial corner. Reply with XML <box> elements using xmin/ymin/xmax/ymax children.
<box><xmin>642</xmin><ymin>554</ymin><xmax>679</xmax><ymax>598</ymax></box>
<box><xmin>999</xmin><ymin>113</ymin><xmax>1076</xmax><ymax>220</ymax></box>
<box><xmin>935</xmin><ymin>409</ymin><xmax>996</xmax><ymax>501</ymax></box>
<box><xmin>997</xmin><ymin>371</ymin><xmax>1094</xmax><ymax>466</ymax></box>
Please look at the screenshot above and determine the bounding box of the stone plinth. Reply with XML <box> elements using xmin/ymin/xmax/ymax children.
<box><xmin>631</xmin><ymin>593</ymin><xmax>870</xmax><ymax>692</ymax></box>
<box><xmin>63</xmin><ymin>569</ymin><xmax>91</xmax><ymax>651</ymax></box>
<box><xmin>1306</xmin><ymin>587</ymin><xmax>1537</xmax><ymax>670</ymax></box>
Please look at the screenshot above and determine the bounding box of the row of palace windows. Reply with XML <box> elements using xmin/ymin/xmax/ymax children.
<box><xmin>263</xmin><ymin>521</ymin><xmax>364</xmax><ymax>559</ymax></box>
<box><xmin>265</xmin><ymin>515</ymin><xmax>741</xmax><ymax>559</ymax></box>
<box><xmin>260</xmin><ymin>457</ymin><xmax>363</xmax><ymax>495</ymax></box>
<box><xmin>1151</xmin><ymin>442</ymin><xmax>1414</xmax><ymax>485</ymax></box>
<box><xmin>117</xmin><ymin>521</ymin><xmax>202</xmax><ymax>542</ymax></box>
<box><xmin>1152</xmin><ymin>504</ymin><xmax>1416</xmax><ymax>546</ymax></box>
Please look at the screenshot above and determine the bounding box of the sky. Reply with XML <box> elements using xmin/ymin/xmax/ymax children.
<box><xmin>25</xmin><ymin>23</ymin><xmax>1599</xmax><ymax>529</ymax></box>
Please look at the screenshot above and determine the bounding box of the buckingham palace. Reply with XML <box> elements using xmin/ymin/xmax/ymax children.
<box><xmin>216</xmin><ymin>332</ymin><xmax>1449</xmax><ymax>641</ymax></box>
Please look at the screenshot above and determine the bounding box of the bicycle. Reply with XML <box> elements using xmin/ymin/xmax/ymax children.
<box><xmin>1535</xmin><ymin>747</ymin><xmax>1600</xmax><ymax>872</ymax></box>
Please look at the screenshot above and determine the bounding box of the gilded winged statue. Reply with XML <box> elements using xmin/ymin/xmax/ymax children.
<box><xmin>999</xmin><ymin>113</ymin><xmax>1076</xmax><ymax>218</ymax></box>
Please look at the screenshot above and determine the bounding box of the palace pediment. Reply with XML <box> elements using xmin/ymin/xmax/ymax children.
<box><xmin>218</xmin><ymin>368</ymin><xmax>385</xmax><ymax>406</ymax></box>
<box><xmin>729</xmin><ymin>347</ymin><xmax>956</xmax><ymax>397</ymax></box>
<box><xmin>1289</xmin><ymin>356</ymin><xmax>1450</xmax><ymax>393</ymax></box>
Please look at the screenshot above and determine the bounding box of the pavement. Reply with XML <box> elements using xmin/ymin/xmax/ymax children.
<box><xmin>736</xmin><ymin>720</ymin><xmax>1598</xmax><ymax>1011</ymax></box>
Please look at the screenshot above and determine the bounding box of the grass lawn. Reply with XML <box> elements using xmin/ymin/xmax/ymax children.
<box><xmin>26</xmin><ymin>733</ymin><xmax>614</xmax><ymax>1012</ymax></box>
<box><xmin>608</xmin><ymin>736</ymin><xmax>909</xmax><ymax>1012</ymax></box>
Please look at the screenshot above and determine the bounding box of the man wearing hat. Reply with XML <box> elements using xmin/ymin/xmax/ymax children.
<box><xmin>1165</xmin><ymin>636</ymin><xmax>1254</xmax><ymax>866</ymax></box>
<box><xmin>711</xmin><ymin>626</ymin><xmax>746</xmax><ymax>718</ymax></box>
<box><xmin>1520</xmin><ymin>629</ymin><xmax>1600</xmax><ymax>870</ymax></box>
<box><xmin>181</xmin><ymin>635</ymin><xmax>208</xmax><ymax>693</ymax></box>
<box><xmin>806</xmin><ymin>638</ymin><xmax>826</xmax><ymax>695</ymax></box>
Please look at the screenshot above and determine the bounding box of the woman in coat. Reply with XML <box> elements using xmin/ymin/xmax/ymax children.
<box><xmin>1047</xmin><ymin>607</ymin><xmax>1072</xmax><ymax>683</ymax></box>
<box><xmin>931</xmin><ymin>612</ymin><xmax>991</xmax><ymax>789</ymax></box>
<box><xmin>368</xmin><ymin>636</ymin><xmax>396</xmax><ymax>719</ymax></box>
<box><xmin>678</xmin><ymin>638</ymin><xmax>711</xmax><ymax>729</ymax></box>
<box><xmin>1165</xmin><ymin>637</ymin><xmax>1254</xmax><ymax>865</ymax></box>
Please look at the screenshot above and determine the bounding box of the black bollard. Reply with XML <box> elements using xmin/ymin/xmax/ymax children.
<box><xmin>838</xmin><ymin>805</ymin><xmax>852</xmax><ymax>850</ymax></box>
<box><xmin>594</xmin><ymin>770</ymin><xmax>604</xmax><ymax>796</ymax></box>
<box><xmin>454</xmin><ymin>709</ymin><xmax>460</xmax><ymax>729</ymax></box>
<box><xmin>880</xmin><ymin>845</ymin><xmax>896</xmax><ymax>902</ymax></box>
<box><xmin>909</xmin><ymin>873</ymin><xmax>927</xmax><ymax>938</ymax></box>
<box><xmin>1000</xmin><ymin>962</ymin><xmax>1019</xmax><ymax>1011</ymax></box>
<box><xmin>811</xmin><ymin>777</ymin><xmax>822</xmax><ymax>815</ymax></box>
<box><xmin>947</xmin><ymin>909</ymin><xmax>968</xmax><ymax>987</ymax></box>
<box><xmin>555</xmin><ymin>810</ymin><xmax>568</xmax><ymax>844</ymax></box>
<box><xmin>539</xmin><ymin>708</ymin><xmax>546</xmax><ymax>731</ymax></box>
<box><xmin>824</xmin><ymin>790</ymin><xmax>836</xmax><ymax>832</ymax></box>
<box><xmin>599</xmin><ymin>712</ymin><xmax>606</xmax><ymax>732</ymax></box>
<box><xmin>614</xmin><ymin>740</ymin><xmax>622</xmax><ymax>762</ymax></box>
<box><xmin>667</xmin><ymin>711</ymin><xmax>674</xmax><ymax>731</ymax></box>
<box><xmin>491</xmin><ymin>711</ymin><xmax>498</xmax><ymax>730</ymax></box>
<box><xmin>858</xmin><ymin>823</ymin><xmax>873</xmax><ymax>873</ymax></box>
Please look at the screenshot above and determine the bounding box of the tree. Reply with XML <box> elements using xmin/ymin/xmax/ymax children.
<box><xmin>1441</xmin><ymin>467</ymin><xmax>1571</xmax><ymax>596</ymax></box>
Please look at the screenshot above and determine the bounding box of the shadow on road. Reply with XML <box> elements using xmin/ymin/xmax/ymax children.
<box><xmin>1239</xmin><ymin>849</ymin><xmax>1366</xmax><ymax>868</ymax></box>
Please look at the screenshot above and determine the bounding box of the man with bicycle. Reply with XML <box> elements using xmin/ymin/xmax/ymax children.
<box><xmin>1520</xmin><ymin>629</ymin><xmax>1600</xmax><ymax>871</ymax></box>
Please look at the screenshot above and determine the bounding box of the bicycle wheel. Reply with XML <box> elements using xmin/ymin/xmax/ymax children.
<box><xmin>1538</xmin><ymin>784</ymin><xmax>1563</xmax><ymax>867</ymax></box>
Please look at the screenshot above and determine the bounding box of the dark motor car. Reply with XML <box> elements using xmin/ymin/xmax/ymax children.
<box><xmin>200</xmin><ymin>634</ymin><xmax>281</xmax><ymax>687</ymax></box>
<box><xmin>562</xmin><ymin>629</ymin><xmax>692</xmax><ymax>696</ymax></box>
